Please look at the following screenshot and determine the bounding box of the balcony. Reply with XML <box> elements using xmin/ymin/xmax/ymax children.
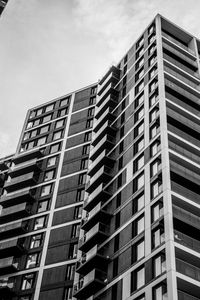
<box><xmin>0</xmin><ymin>173</ymin><xmax>5</xmax><ymax>187</ymax></box>
<box><xmin>88</xmin><ymin>150</ymin><xmax>115</xmax><ymax>177</ymax></box>
<box><xmin>79</xmin><ymin>223</ymin><xmax>109</xmax><ymax>252</ymax></box>
<box><xmin>90</xmin><ymin>134</ymin><xmax>115</xmax><ymax>161</ymax></box>
<box><xmin>0</xmin><ymin>256</ymin><xmax>18</xmax><ymax>275</ymax></box>
<box><xmin>0</xmin><ymin>220</ymin><xmax>28</xmax><ymax>239</ymax></box>
<box><xmin>82</xmin><ymin>202</ymin><xmax>111</xmax><ymax>231</ymax></box>
<box><xmin>84</xmin><ymin>183</ymin><xmax>111</xmax><ymax>211</ymax></box>
<box><xmin>13</xmin><ymin>148</ymin><xmax>43</xmax><ymax>165</ymax></box>
<box><xmin>8</xmin><ymin>158</ymin><xmax>41</xmax><ymax>178</ymax></box>
<box><xmin>0</xmin><ymin>188</ymin><xmax>35</xmax><ymax>208</ymax></box>
<box><xmin>93</xmin><ymin>107</ymin><xmax>116</xmax><ymax>133</ymax></box>
<box><xmin>173</xmin><ymin>205</ymin><xmax>200</xmax><ymax>231</ymax></box>
<box><xmin>4</xmin><ymin>171</ymin><xmax>38</xmax><ymax>193</ymax></box>
<box><xmin>0</xmin><ymin>202</ymin><xmax>32</xmax><ymax>223</ymax></box>
<box><xmin>95</xmin><ymin>94</ymin><xmax>118</xmax><ymax>120</ymax></box>
<box><xmin>0</xmin><ymin>161</ymin><xmax>9</xmax><ymax>171</ymax></box>
<box><xmin>98</xmin><ymin>66</ymin><xmax>120</xmax><ymax>96</ymax></box>
<box><xmin>178</xmin><ymin>290</ymin><xmax>200</xmax><ymax>300</ymax></box>
<box><xmin>0</xmin><ymin>279</ymin><xmax>15</xmax><ymax>298</ymax></box>
<box><xmin>162</xmin><ymin>31</ymin><xmax>194</xmax><ymax>55</ymax></box>
<box><xmin>97</xmin><ymin>82</ymin><xmax>119</xmax><ymax>108</ymax></box>
<box><xmin>86</xmin><ymin>166</ymin><xmax>112</xmax><ymax>194</ymax></box>
<box><xmin>174</xmin><ymin>230</ymin><xmax>200</xmax><ymax>253</ymax></box>
<box><xmin>92</xmin><ymin>121</ymin><xmax>116</xmax><ymax>148</ymax></box>
<box><xmin>76</xmin><ymin>245</ymin><xmax>109</xmax><ymax>275</ymax></box>
<box><xmin>176</xmin><ymin>258</ymin><xmax>200</xmax><ymax>282</ymax></box>
<box><xmin>0</xmin><ymin>238</ymin><xmax>25</xmax><ymax>257</ymax></box>
<box><xmin>73</xmin><ymin>268</ymin><xmax>107</xmax><ymax>299</ymax></box>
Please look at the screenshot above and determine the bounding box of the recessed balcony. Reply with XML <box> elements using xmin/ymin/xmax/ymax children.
<box><xmin>73</xmin><ymin>268</ymin><xmax>107</xmax><ymax>299</ymax></box>
<box><xmin>84</xmin><ymin>183</ymin><xmax>111</xmax><ymax>212</ymax></box>
<box><xmin>174</xmin><ymin>230</ymin><xmax>200</xmax><ymax>253</ymax></box>
<box><xmin>8</xmin><ymin>159</ymin><xmax>41</xmax><ymax>178</ymax></box>
<box><xmin>4</xmin><ymin>171</ymin><xmax>38</xmax><ymax>193</ymax></box>
<box><xmin>86</xmin><ymin>166</ymin><xmax>112</xmax><ymax>194</ymax></box>
<box><xmin>176</xmin><ymin>258</ymin><xmax>200</xmax><ymax>283</ymax></box>
<box><xmin>0</xmin><ymin>220</ymin><xmax>28</xmax><ymax>239</ymax></box>
<box><xmin>0</xmin><ymin>188</ymin><xmax>35</xmax><ymax>208</ymax></box>
<box><xmin>79</xmin><ymin>223</ymin><xmax>109</xmax><ymax>252</ymax></box>
<box><xmin>0</xmin><ymin>256</ymin><xmax>18</xmax><ymax>275</ymax></box>
<box><xmin>91</xmin><ymin>120</ymin><xmax>117</xmax><ymax>148</ymax></box>
<box><xmin>88</xmin><ymin>150</ymin><xmax>115</xmax><ymax>177</ymax></box>
<box><xmin>0</xmin><ymin>202</ymin><xmax>32</xmax><ymax>223</ymax></box>
<box><xmin>76</xmin><ymin>245</ymin><xmax>109</xmax><ymax>275</ymax></box>
<box><xmin>90</xmin><ymin>134</ymin><xmax>115</xmax><ymax>161</ymax></box>
<box><xmin>82</xmin><ymin>202</ymin><xmax>111</xmax><ymax>231</ymax></box>
<box><xmin>13</xmin><ymin>148</ymin><xmax>43</xmax><ymax>165</ymax></box>
<box><xmin>0</xmin><ymin>238</ymin><xmax>25</xmax><ymax>258</ymax></box>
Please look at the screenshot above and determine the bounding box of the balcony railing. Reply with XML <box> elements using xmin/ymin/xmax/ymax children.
<box><xmin>0</xmin><ymin>256</ymin><xmax>18</xmax><ymax>275</ymax></box>
<box><xmin>0</xmin><ymin>219</ymin><xmax>28</xmax><ymax>239</ymax></box>
<box><xmin>84</xmin><ymin>183</ymin><xmax>111</xmax><ymax>211</ymax></box>
<box><xmin>174</xmin><ymin>230</ymin><xmax>200</xmax><ymax>253</ymax></box>
<box><xmin>95</xmin><ymin>94</ymin><xmax>118</xmax><ymax>119</ymax></box>
<box><xmin>86</xmin><ymin>166</ymin><xmax>112</xmax><ymax>194</ymax></box>
<box><xmin>0</xmin><ymin>237</ymin><xmax>25</xmax><ymax>257</ymax></box>
<box><xmin>162</xmin><ymin>31</ymin><xmax>194</xmax><ymax>54</ymax></box>
<box><xmin>8</xmin><ymin>158</ymin><xmax>41</xmax><ymax>178</ymax></box>
<box><xmin>93</xmin><ymin>107</ymin><xmax>115</xmax><ymax>133</ymax></box>
<box><xmin>88</xmin><ymin>149</ymin><xmax>115</xmax><ymax>177</ymax></box>
<box><xmin>90</xmin><ymin>134</ymin><xmax>114</xmax><ymax>161</ymax></box>
<box><xmin>0</xmin><ymin>188</ymin><xmax>35</xmax><ymax>208</ymax></box>
<box><xmin>4</xmin><ymin>171</ymin><xmax>38</xmax><ymax>193</ymax></box>
<box><xmin>0</xmin><ymin>202</ymin><xmax>32</xmax><ymax>222</ymax></box>
<box><xmin>13</xmin><ymin>148</ymin><xmax>43</xmax><ymax>164</ymax></box>
<box><xmin>176</xmin><ymin>259</ymin><xmax>200</xmax><ymax>282</ymax></box>
<box><xmin>178</xmin><ymin>290</ymin><xmax>200</xmax><ymax>300</ymax></box>
<box><xmin>173</xmin><ymin>205</ymin><xmax>200</xmax><ymax>231</ymax></box>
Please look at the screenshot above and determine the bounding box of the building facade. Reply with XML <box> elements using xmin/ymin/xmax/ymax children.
<box><xmin>0</xmin><ymin>14</ymin><xmax>200</xmax><ymax>300</ymax></box>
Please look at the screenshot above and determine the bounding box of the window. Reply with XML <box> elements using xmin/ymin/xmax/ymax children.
<box><xmin>150</xmin><ymin>123</ymin><xmax>160</xmax><ymax>139</ymax></box>
<box><xmin>154</xmin><ymin>254</ymin><xmax>166</xmax><ymax>277</ymax></box>
<box><xmin>23</xmin><ymin>132</ymin><xmax>30</xmax><ymax>141</ymax></box>
<box><xmin>30</xmin><ymin>130</ymin><xmax>37</xmax><ymax>138</ymax></box>
<box><xmin>134</xmin><ymin>155</ymin><xmax>144</xmax><ymax>173</ymax></box>
<box><xmin>27</xmin><ymin>121</ymin><xmax>33</xmax><ymax>129</ymax></box>
<box><xmin>55</xmin><ymin>119</ymin><xmax>65</xmax><ymax>129</ymax></box>
<box><xmin>152</xmin><ymin>201</ymin><xmax>163</xmax><ymax>222</ymax></box>
<box><xmin>135</xmin><ymin>106</ymin><xmax>144</xmax><ymax>123</ymax></box>
<box><xmin>151</xmin><ymin>180</ymin><xmax>162</xmax><ymax>199</ymax></box>
<box><xmin>71</xmin><ymin>224</ymin><xmax>80</xmax><ymax>238</ymax></box>
<box><xmin>134</xmin><ymin>173</ymin><xmax>144</xmax><ymax>192</ymax></box>
<box><xmin>21</xmin><ymin>273</ymin><xmax>35</xmax><ymax>290</ymax></box>
<box><xmin>149</xmin><ymin>44</ymin><xmax>155</xmax><ymax>55</ymax></box>
<box><xmin>136</xmin><ymin>46</ymin><xmax>144</xmax><ymax>59</ymax></box>
<box><xmin>135</xmin><ymin>193</ymin><xmax>145</xmax><ymax>212</ymax></box>
<box><xmin>50</xmin><ymin>143</ymin><xmax>60</xmax><ymax>154</ymax></box>
<box><xmin>149</xmin><ymin>66</ymin><xmax>157</xmax><ymax>79</ymax></box>
<box><xmin>149</xmin><ymin>93</ymin><xmax>158</xmax><ymax>107</ymax></box>
<box><xmin>76</xmin><ymin>189</ymin><xmax>85</xmax><ymax>202</ymax></box>
<box><xmin>91</xmin><ymin>86</ymin><xmax>97</xmax><ymax>94</ymax></box>
<box><xmin>37</xmin><ymin>200</ymin><xmax>49</xmax><ymax>213</ymax></box>
<box><xmin>41</xmin><ymin>184</ymin><xmax>52</xmax><ymax>196</ymax></box>
<box><xmin>152</xmin><ymin>227</ymin><xmax>165</xmax><ymax>248</ymax></box>
<box><xmin>137</xmin><ymin>36</ymin><xmax>144</xmax><ymax>48</ymax></box>
<box><xmin>148</xmin><ymin>24</ymin><xmax>155</xmax><ymax>35</ymax></box>
<box><xmin>153</xmin><ymin>283</ymin><xmax>167</xmax><ymax>300</ymax></box>
<box><xmin>66</xmin><ymin>264</ymin><xmax>75</xmax><ymax>280</ymax></box>
<box><xmin>134</xmin><ymin>122</ymin><xmax>144</xmax><ymax>138</ymax></box>
<box><xmin>136</xmin><ymin>240</ymin><xmax>145</xmax><ymax>261</ymax></box>
<box><xmin>135</xmin><ymin>92</ymin><xmax>144</xmax><ymax>109</ymax></box>
<box><xmin>68</xmin><ymin>243</ymin><xmax>78</xmax><ymax>259</ymax></box>
<box><xmin>118</xmin><ymin>157</ymin><xmax>123</xmax><ymax>171</ymax></box>
<box><xmin>58</xmin><ymin>108</ymin><xmax>67</xmax><ymax>117</ymax></box>
<box><xmin>60</xmin><ymin>98</ymin><xmax>69</xmax><ymax>107</ymax></box>
<box><xmin>74</xmin><ymin>206</ymin><xmax>82</xmax><ymax>219</ymax></box>
<box><xmin>150</xmin><ymin>159</ymin><xmax>161</xmax><ymax>177</ymax></box>
<box><xmin>88</xmin><ymin>107</ymin><xmax>95</xmax><ymax>117</ymax></box>
<box><xmin>44</xmin><ymin>170</ymin><xmax>54</xmax><ymax>181</ymax></box>
<box><xmin>113</xmin><ymin>257</ymin><xmax>118</xmax><ymax>277</ymax></box>
<box><xmin>53</xmin><ymin>130</ymin><xmax>62</xmax><ymax>141</ymax></box>
<box><xmin>37</xmin><ymin>136</ymin><xmax>47</xmax><ymax>146</ymax></box>
<box><xmin>29</xmin><ymin>111</ymin><xmax>36</xmax><ymax>119</ymax></box>
<box><xmin>149</xmin><ymin>33</ymin><xmax>155</xmax><ymax>44</ymax></box>
<box><xmin>30</xmin><ymin>234</ymin><xmax>43</xmax><ymax>249</ymax></box>
<box><xmin>19</xmin><ymin>296</ymin><xmax>31</xmax><ymax>300</ymax></box>
<box><xmin>137</xmin><ymin>216</ymin><xmax>145</xmax><ymax>235</ymax></box>
<box><xmin>86</xmin><ymin>118</ymin><xmax>93</xmax><ymax>128</ymax></box>
<box><xmin>150</xmin><ymin>140</ymin><xmax>160</xmax><ymax>157</ymax></box>
<box><xmin>64</xmin><ymin>287</ymin><xmax>73</xmax><ymax>300</ymax></box>
<box><xmin>150</xmin><ymin>107</ymin><xmax>159</xmax><ymax>123</ymax></box>
<box><xmin>135</xmin><ymin>67</ymin><xmax>144</xmax><ymax>82</ymax></box>
<box><xmin>136</xmin><ymin>267</ymin><xmax>145</xmax><ymax>289</ymax></box>
<box><xmin>82</xmin><ymin>144</ymin><xmax>90</xmax><ymax>155</ymax></box>
<box><xmin>134</xmin><ymin>137</ymin><xmax>144</xmax><ymax>154</ymax></box>
<box><xmin>89</xmin><ymin>96</ymin><xmax>96</xmax><ymax>105</ymax></box>
<box><xmin>149</xmin><ymin>80</ymin><xmax>158</xmax><ymax>93</ymax></box>
<box><xmin>84</xmin><ymin>131</ymin><xmax>92</xmax><ymax>142</ymax></box>
<box><xmin>45</xmin><ymin>104</ymin><xmax>54</xmax><ymax>112</ymax></box>
<box><xmin>36</xmin><ymin>108</ymin><xmax>43</xmax><ymax>116</ymax></box>
<box><xmin>27</xmin><ymin>141</ymin><xmax>34</xmax><ymax>150</ymax></box>
<box><xmin>47</xmin><ymin>156</ymin><xmax>57</xmax><ymax>167</ymax></box>
<box><xmin>26</xmin><ymin>253</ymin><xmax>39</xmax><ymax>269</ymax></box>
<box><xmin>78</xmin><ymin>173</ymin><xmax>87</xmax><ymax>185</ymax></box>
<box><xmin>34</xmin><ymin>118</ymin><xmax>40</xmax><ymax>127</ymax></box>
<box><xmin>80</xmin><ymin>158</ymin><xmax>88</xmax><ymax>170</ymax></box>
<box><xmin>135</xmin><ymin>80</ymin><xmax>144</xmax><ymax>95</ymax></box>
<box><xmin>40</xmin><ymin>125</ymin><xmax>49</xmax><ymax>134</ymax></box>
<box><xmin>43</xmin><ymin>114</ymin><xmax>52</xmax><ymax>123</ymax></box>
<box><xmin>149</xmin><ymin>54</ymin><xmax>156</xmax><ymax>67</ymax></box>
<box><xmin>34</xmin><ymin>216</ymin><xmax>46</xmax><ymax>230</ymax></box>
<box><xmin>136</xmin><ymin>57</ymin><xmax>144</xmax><ymax>70</ymax></box>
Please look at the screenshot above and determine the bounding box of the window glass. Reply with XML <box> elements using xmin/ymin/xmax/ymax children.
<box><xmin>88</xmin><ymin>107</ymin><xmax>95</xmax><ymax>116</ymax></box>
<box><xmin>58</xmin><ymin>108</ymin><xmax>67</xmax><ymax>117</ymax></box>
<box><xmin>47</xmin><ymin>156</ymin><xmax>57</xmax><ymax>167</ymax></box>
<box><xmin>26</xmin><ymin>253</ymin><xmax>39</xmax><ymax>269</ymax></box>
<box><xmin>135</xmin><ymin>93</ymin><xmax>144</xmax><ymax>109</ymax></box>
<box><xmin>136</xmin><ymin>173</ymin><xmax>144</xmax><ymax>190</ymax></box>
<box><xmin>55</xmin><ymin>119</ymin><xmax>65</xmax><ymax>129</ymax></box>
<box><xmin>40</xmin><ymin>125</ymin><xmax>49</xmax><ymax>134</ymax></box>
<box><xmin>82</xmin><ymin>145</ymin><xmax>90</xmax><ymax>155</ymax></box>
<box><xmin>136</xmin><ymin>267</ymin><xmax>145</xmax><ymax>289</ymax></box>
<box><xmin>135</xmin><ymin>80</ymin><xmax>144</xmax><ymax>95</ymax></box>
<box><xmin>41</xmin><ymin>184</ymin><xmax>52</xmax><ymax>196</ymax></box>
<box><xmin>153</xmin><ymin>284</ymin><xmax>167</xmax><ymax>300</ymax></box>
<box><xmin>137</xmin><ymin>216</ymin><xmax>144</xmax><ymax>235</ymax></box>
<box><xmin>152</xmin><ymin>201</ymin><xmax>163</xmax><ymax>222</ymax></box>
<box><xmin>34</xmin><ymin>119</ymin><xmax>40</xmax><ymax>127</ymax></box>
<box><xmin>74</xmin><ymin>206</ymin><xmax>82</xmax><ymax>219</ymax></box>
<box><xmin>21</xmin><ymin>273</ymin><xmax>35</xmax><ymax>290</ymax></box>
<box><xmin>154</xmin><ymin>255</ymin><xmax>166</xmax><ymax>277</ymax></box>
<box><xmin>150</xmin><ymin>107</ymin><xmax>159</xmax><ymax>123</ymax></box>
<box><xmin>63</xmin><ymin>287</ymin><xmax>73</xmax><ymax>300</ymax></box>
<box><xmin>78</xmin><ymin>173</ymin><xmax>87</xmax><ymax>185</ymax></box>
<box><xmin>135</xmin><ymin>107</ymin><xmax>144</xmax><ymax>122</ymax></box>
<box><xmin>37</xmin><ymin>136</ymin><xmax>47</xmax><ymax>146</ymax></box>
<box><xmin>44</xmin><ymin>170</ymin><xmax>54</xmax><ymax>181</ymax></box>
<box><xmin>60</xmin><ymin>98</ymin><xmax>69</xmax><ymax>107</ymax></box>
<box><xmin>36</xmin><ymin>108</ymin><xmax>43</xmax><ymax>116</ymax></box>
<box><xmin>43</xmin><ymin>114</ymin><xmax>52</xmax><ymax>123</ymax></box>
<box><xmin>151</xmin><ymin>159</ymin><xmax>161</xmax><ymax>177</ymax></box>
<box><xmin>27</xmin><ymin>141</ymin><xmax>34</xmax><ymax>150</ymax></box>
<box><xmin>30</xmin><ymin>234</ymin><xmax>43</xmax><ymax>249</ymax></box>
<box><xmin>71</xmin><ymin>224</ymin><xmax>80</xmax><ymax>238</ymax></box>
<box><xmin>137</xmin><ymin>240</ymin><xmax>145</xmax><ymax>261</ymax></box>
<box><xmin>149</xmin><ymin>93</ymin><xmax>158</xmax><ymax>107</ymax></box>
<box><xmin>86</xmin><ymin>119</ymin><xmax>93</xmax><ymax>128</ymax></box>
<box><xmin>34</xmin><ymin>216</ymin><xmax>46</xmax><ymax>230</ymax></box>
<box><xmin>80</xmin><ymin>158</ymin><xmax>88</xmax><ymax>170</ymax></box>
<box><xmin>37</xmin><ymin>200</ymin><xmax>49</xmax><ymax>213</ymax></box>
<box><xmin>150</xmin><ymin>140</ymin><xmax>160</xmax><ymax>157</ymax></box>
<box><xmin>53</xmin><ymin>130</ymin><xmax>62</xmax><ymax>141</ymax></box>
<box><xmin>27</xmin><ymin>122</ymin><xmax>33</xmax><ymax>129</ymax></box>
<box><xmin>152</xmin><ymin>227</ymin><xmax>165</xmax><ymax>248</ymax></box>
<box><xmin>84</xmin><ymin>131</ymin><xmax>92</xmax><ymax>142</ymax></box>
<box><xmin>137</xmin><ymin>193</ymin><xmax>145</xmax><ymax>211</ymax></box>
<box><xmin>151</xmin><ymin>180</ymin><xmax>162</xmax><ymax>199</ymax></box>
<box><xmin>76</xmin><ymin>189</ymin><xmax>85</xmax><ymax>202</ymax></box>
<box><xmin>45</xmin><ymin>104</ymin><xmax>54</xmax><ymax>112</ymax></box>
<box><xmin>30</xmin><ymin>130</ymin><xmax>37</xmax><ymax>138</ymax></box>
<box><xmin>50</xmin><ymin>143</ymin><xmax>60</xmax><ymax>154</ymax></box>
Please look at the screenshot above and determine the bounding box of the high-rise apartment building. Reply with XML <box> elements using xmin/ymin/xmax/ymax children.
<box><xmin>0</xmin><ymin>13</ymin><xmax>200</xmax><ymax>300</ymax></box>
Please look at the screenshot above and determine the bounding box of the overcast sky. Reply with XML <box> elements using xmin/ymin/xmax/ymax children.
<box><xmin>0</xmin><ymin>0</ymin><xmax>200</xmax><ymax>157</ymax></box>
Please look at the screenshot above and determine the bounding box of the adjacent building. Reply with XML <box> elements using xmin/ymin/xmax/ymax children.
<box><xmin>0</xmin><ymin>13</ymin><xmax>200</xmax><ymax>300</ymax></box>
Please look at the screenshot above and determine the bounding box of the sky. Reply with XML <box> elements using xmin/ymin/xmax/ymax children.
<box><xmin>0</xmin><ymin>0</ymin><xmax>200</xmax><ymax>157</ymax></box>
